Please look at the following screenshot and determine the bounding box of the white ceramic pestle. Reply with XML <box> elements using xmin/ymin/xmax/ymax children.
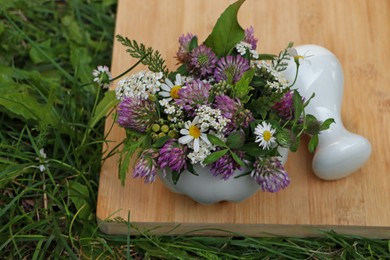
<box><xmin>282</xmin><ymin>45</ymin><xmax>371</xmax><ymax>180</ymax></box>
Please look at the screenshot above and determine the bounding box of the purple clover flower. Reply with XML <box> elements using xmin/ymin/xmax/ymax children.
<box><xmin>175</xmin><ymin>79</ymin><xmax>211</xmax><ymax>116</ymax></box>
<box><xmin>250</xmin><ymin>157</ymin><xmax>291</xmax><ymax>192</ymax></box>
<box><xmin>214</xmin><ymin>95</ymin><xmax>254</xmax><ymax>133</ymax></box>
<box><xmin>214</xmin><ymin>55</ymin><xmax>250</xmax><ymax>83</ymax></box>
<box><xmin>133</xmin><ymin>149</ymin><xmax>160</xmax><ymax>183</ymax></box>
<box><xmin>189</xmin><ymin>45</ymin><xmax>218</xmax><ymax>78</ymax></box>
<box><xmin>117</xmin><ymin>97</ymin><xmax>157</xmax><ymax>133</ymax></box>
<box><xmin>244</xmin><ymin>26</ymin><xmax>258</xmax><ymax>50</ymax></box>
<box><xmin>272</xmin><ymin>91</ymin><xmax>294</xmax><ymax>121</ymax></box>
<box><xmin>210</xmin><ymin>151</ymin><xmax>244</xmax><ymax>180</ymax></box>
<box><xmin>158</xmin><ymin>139</ymin><xmax>187</xmax><ymax>175</ymax></box>
<box><xmin>176</xmin><ymin>33</ymin><xmax>196</xmax><ymax>64</ymax></box>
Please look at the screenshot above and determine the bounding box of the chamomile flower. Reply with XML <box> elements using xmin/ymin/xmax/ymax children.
<box><xmin>92</xmin><ymin>65</ymin><xmax>113</xmax><ymax>89</ymax></box>
<box><xmin>254</xmin><ymin>121</ymin><xmax>277</xmax><ymax>150</ymax></box>
<box><xmin>178</xmin><ymin>116</ymin><xmax>210</xmax><ymax>152</ymax></box>
<box><xmin>159</xmin><ymin>74</ymin><xmax>184</xmax><ymax>101</ymax></box>
<box><xmin>287</xmin><ymin>47</ymin><xmax>312</xmax><ymax>65</ymax></box>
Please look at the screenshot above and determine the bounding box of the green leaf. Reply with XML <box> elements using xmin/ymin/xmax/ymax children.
<box><xmin>256</xmin><ymin>53</ymin><xmax>277</xmax><ymax>60</ymax></box>
<box><xmin>251</xmin><ymin>75</ymin><xmax>267</xmax><ymax>88</ymax></box>
<box><xmin>207</xmin><ymin>134</ymin><xmax>227</xmax><ymax>148</ymax></box>
<box><xmin>118</xmin><ymin>147</ymin><xmax>133</xmax><ymax>186</ymax></box>
<box><xmin>303</xmin><ymin>92</ymin><xmax>315</xmax><ymax>107</ymax></box>
<box><xmin>69</xmin><ymin>181</ymin><xmax>91</xmax><ymax>220</ymax></box>
<box><xmin>320</xmin><ymin>118</ymin><xmax>335</xmax><ymax>131</ymax></box>
<box><xmin>171</xmin><ymin>171</ymin><xmax>181</xmax><ymax>185</ymax></box>
<box><xmin>90</xmin><ymin>90</ymin><xmax>118</xmax><ymax>129</ymax></box>
<box><xmin>293</xmin><ymin>90</ymin><xmax>304</xmax><ymax>122</ymax></box>
<box><xmin>0</xmin><ymin>163</ymin><xmax>31</xmax><ymax>189</ymax></box>
<box><xmin>188</xmin><ymin>36</ymin><xmax>198</xmax><ymax>51</ymax></box>
<box><xmin>0</xmin><ymin>93</ymin><xmax>58</xmax><ymax>126</ymax></box>
<box><xmin>241</xmin><ymin>143</ymin><xmax>269</xmax><ymax>157</ymax></box>
<box><xmin>231</xmin><ymin>151</ymin><xmax>245</xmax><ymax>167</ymax></box>
<box><xmin>152</xmin><ymin>135</ymin><xmax>171</xmax><ymax>148</ymax></box>
<box><xmin>231</xmin><ymin>69</ymin><xmax>254</xmax><ymax>102</ymax></box>
<box><xmin>29</xmin><ymin>40</ymin><xmax>55</xmax><ymax>64</ymax></box>
<box><xmin>204</xmin><ymin>0</ymin><xmax>246</xmax><ymax>57</ymax></box>
<box><xmin>308</xmin><ymin>134</ymin><xmax>319</xmax><ymax>153</ymax></box>
<box><xmin>70</xmin><ymin>46</ymin><xmax>92</xmax><ymax>83</ymax></box>
<box><xmin>203</xmin><ymin>149</ymin><xmax>228</xmax><ymax>165</ymax></box>
<box><xmin>227</xmin><ymin>131</ymin><xmax>245</xmax><ymax>149</ymax></box>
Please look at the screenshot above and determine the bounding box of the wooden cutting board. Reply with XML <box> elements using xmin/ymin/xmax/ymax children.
<box><xmin>97</xmin><ymin>0</ymin><xmax>390</xmax><ymax>238</ymax></box>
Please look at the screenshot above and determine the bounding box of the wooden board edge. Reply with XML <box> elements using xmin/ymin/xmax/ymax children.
<box><xmin>96</xmin><ymin>217</ymin><xmax>390</xmax><ymax>238</ymax></box>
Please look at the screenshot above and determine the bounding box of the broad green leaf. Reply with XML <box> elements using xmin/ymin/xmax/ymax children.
<box><xmin>152</xmin><ymin>135</ymin><xmax>171</xmax><ymax>148</ymax></box>
<box><xmin>231</xmin><ymin>151</ymin><xmax>245</xmax><ymax>167</ymax></box>
<box><xmin>69</xmin><ymin>181</ymin><xmax>91</xmax><ymax>220</ymax></box>
<box><xmin>0</xmin><ymin>93</ymin><xmax>58</xmax><ymax>126</ymax></box>
<box><xmin>203</xmin><ymin>149</ymin><xmax>228</xmax><ymax>165</ymax></box>
<box><xmin>241</xmin><ymin>143</ymin><xmax>269</xmax><ymax>157</ymax></box>
<box><xmin>227</xmin><ymin>131</ymin><xmax>245</xmax><ymax>149</ymax></box>
<box><xmin>90</xmin><ymin>90</ymin><xmax>118</xmax><ymax>129</ymax></box>
<box><xmin>61</xmin><ymin>15</ymin><xmax>85</xmax><ymax>45</ymax></box>
<box><xmin>231</xmin><ymin>69</ymin><xmax>254</xmax><ymax>102</ymax></box>
<box><xmin>29</xmin><ymin>40</ymin><xmax>55</xmax><ymax>64</ymax></box>
<box><xmin>207</xmin><ymin>134</ymin><xmax>227</xmax><ymax>148</ymax></box>
<box><xmin>293</xmin><ymin>90</ymin><xmax>304</xmax><ymax>122</ymax></box>
<box><xmin>251</xmin><ymin>75</ymin><xmax>267</xmax><ymax>88</ymax></box>
<box><xmin>204</xmin><ymin>0</ymin><xmax>246</xmax><ymax>57</ymax></box>
<box><xmin>320</xmin><ymin>118</ymin><xmax>335</xmax><ymax>131</ymax></box>
<box><xmin>171</xmin><ymin>171</ymin><xmax>181</xmax><ymax>185</ymax></box>
<box><xmin>118</xmin><ymin>135</ymin><xmax>148</xmax><ymax>185</ymax></box>
<box><xmin>70</xmin><ymin>46</ymin><xmax>92</xmax><ymax>83</ymax></box>
<box><xmin>257</xmin><ymin>53</ymin><xmax>277</xmax><ymax>60</ymax></box>
<box><xmin>188</xmin><ymin>36</ymin><xmax>198</xmax><ymax>51</ymax></box>
<box><xmin>308</xmin><ymin>134</ymin><xmax>319</xmax><ymax>153</ymax></box>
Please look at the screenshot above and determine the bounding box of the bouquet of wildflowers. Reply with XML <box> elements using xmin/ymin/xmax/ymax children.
<box><xmin>106</xmin><ymin>0</ymin><xmax>333</xmax><ymax>193</ymax></box>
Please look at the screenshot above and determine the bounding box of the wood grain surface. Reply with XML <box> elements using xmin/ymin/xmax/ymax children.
<box><xmin>97</xmin><ymin>0</ymin><xmax>390</xmax><ymax>237</ymax></box>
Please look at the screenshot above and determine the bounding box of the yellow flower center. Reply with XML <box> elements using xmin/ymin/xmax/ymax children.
<box><xmin>189</xmin><ymin>125</ymin><xmax>201</xmax><ymax>138</ymax></box>
<box><xmin>170</xmin><ymin>85</ymin><xmax>181</xmax><ymax>99</ymax></box>
<box><xmin>294</xmin><ymin>55</ymin><xmax>304</xmax><ymax>63</ymax></box>
<box><xmin>263</xmin><ymin>130</ymin><xmax>272</xmax><ymax>141</ymax></box>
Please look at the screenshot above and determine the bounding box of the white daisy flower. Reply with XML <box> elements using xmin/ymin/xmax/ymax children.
<box><xmin>178</xmin><ymin>116</ymin><xmax>210</xmax><ymax>152</ymax></box>
<box><xmin>287</xmin><ymin>48</ymin><xmax>312</xmax><ymax>65</ymax></box>
<box><xmin>92</xmin><ymin>65</ymin><xmax>113</xmax><ymax>89</ymax></box>
<box><xmin>254</xmin><ymin>121</ymin><xmax>277</xmax><ymax>150</ymax></box>
<box><xmin>159</xmin><ymin>74</ymin><xmax>184</xmax><ymax>101</ymax></box>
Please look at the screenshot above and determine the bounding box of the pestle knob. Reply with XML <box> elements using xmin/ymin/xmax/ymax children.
<box><xmin>283</xmin><ymin>45</ymin><xmax>371</xmax><ymax>180</ymax></box>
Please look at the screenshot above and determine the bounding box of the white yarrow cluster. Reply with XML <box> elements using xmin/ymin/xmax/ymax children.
<box><xmin>187</xmin><ymin>144</ymin><xmax>212</xmax><ymax>165</ymax></box>
<box><xmin>254</xmin><ymin>61</ymin><xmax>289</xmax><ymax>92</ymax></box>
<box><xmin>115</xmin><ymin>71</ymin><xmax>163</xmax><ymax>100</ymax></box>
<box><xmin>236</xmin><ymin>41</ymin><xmax>259</xmax><ymax>59</ymax></box>
<box><xmin>159</xmin><ymin>99</ymin><xmax>183</xmax><ymax>122</ymax></box>
<box><xmin>195</xmin><ymin>105</ymin><xmax>230</xmax><ymax>133</ymax></box>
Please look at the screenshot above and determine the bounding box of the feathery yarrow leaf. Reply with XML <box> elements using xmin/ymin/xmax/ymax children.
<box><xmin>116</xmin><ymin>35</ymin><xmax>169</xmax><ymax>76</ymax></box>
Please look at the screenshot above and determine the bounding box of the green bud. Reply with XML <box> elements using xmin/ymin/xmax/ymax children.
<box><xmin>151</xmin><ymin>133</ymin><xmax>159</xmax><ymax>140</ymax></box>
<box><xmin>168</xmin><ymin>130</ymin><xmax>176</xmax><ymax>138</ymax></box>
<box><xmin>158</xmin><ymin>132</ymin><xmax>166</xmax><ymax>138</ymax></box>
<box><xmin>152</xmin><ymin>124</ymin><xmax>160</xmax><ymax>132</ymax></box>
<box><xmin>161</xmin><ymin>125</ymin><xmax>170</xmax><ymax>133</ymax></box>
<box><xmin>276</xmin><ymin>129</ymin><xmax>292</xmax><ymax>147</ymax></box>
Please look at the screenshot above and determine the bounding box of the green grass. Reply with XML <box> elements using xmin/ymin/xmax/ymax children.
<box><xmin>0</xmin><ymin>0</ymin><xmax>389</xmax><ymax>259</ymax></box>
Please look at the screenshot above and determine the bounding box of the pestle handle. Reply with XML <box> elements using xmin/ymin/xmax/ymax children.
<box><xmin>283</xmin><ymin>45</ymin><xmax>371</xmax><ymax>180</ymax></box>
